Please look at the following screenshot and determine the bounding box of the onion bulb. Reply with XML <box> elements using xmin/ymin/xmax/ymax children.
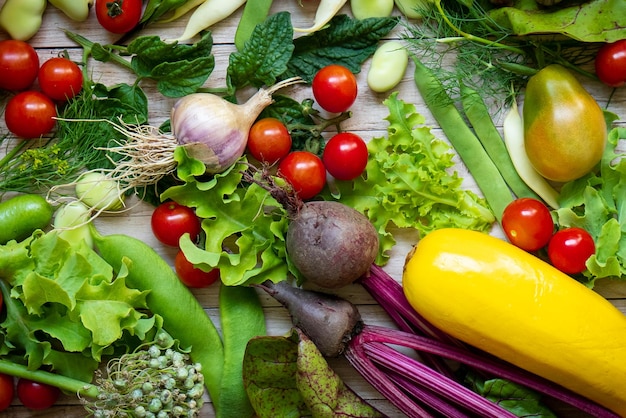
<box><xmin>171</xmin><ymin>77</ymin><xmax>303</xmax><ymax>174</ymax></box>
<box><xmin>75</xmin><ymin>171</ymin><xmax>125</xmax><ymax>211</ymax></box>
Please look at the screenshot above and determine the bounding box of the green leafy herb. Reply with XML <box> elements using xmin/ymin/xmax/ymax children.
<box><xmin>227</xmin><ymin>11</ymin><xmax>294</xmax><ymax>91</ymax></box>
<box><xmin>161</xmin><ymin>150</ymin><xmax>290</xmax><ymax>286</ymax></box>
<box><xmin>324</xmin><ymin>93</ymin><xmax>494</xmax><ymax>264</ymax></box>
<box><xmin>243</xmin><ymin>328</ymin><xmax>383</xmax><ymax>417</ymax></box>
<box><xmin>555</xmin><ymin>127</ymin><xmax>626</xmax><ymax>287</ymax></box>
<box><xmin>68</xmin><ymin>30</ymin><xmax>215</xmax><ymax>98</ymax></box>
<box><xmin>286</xmin><ymin>15</ymin><xmax>401</xmax><ymax>83</ymax></box>
<box><xmin>403</xmin><ymin>0</ymin><xmax>599</xmax><ymax>107</ymax></box>
<box><xmin>126</xmin><ymin>34</ymin><xmax>215</xmax><ymax>97</ymax></box>
<box><xmin>0</xmin><ymin>84</ymin><xmax>148</xmax><ymax>195</ymax></box>
<box><xmin>0</xmin><ymin>231</ymin><xmax>159</xmax><ymax>382</ymax></box>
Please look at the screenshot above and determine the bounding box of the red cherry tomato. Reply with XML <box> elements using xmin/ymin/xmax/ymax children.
<box><xmin>547</xmin><ymin>227</ymin><xmax>595</xmax><ymax>275</ymax></box>
<box><xmin>322</xmin><ymin>132</ymin><xmax>368</xmax><ymax>180</ymax></box>
<box><xmin>278</xmin><ymin>151</ymin><xmax>326</xmax><ymax>200</ymax></box>
<box><xmin>312</xmin><ymin>65</ymin><xmax>358</xmax><ymax>113</ymax></box>
<box><xmin>174</xmin><ymin>250</ymin><xmax>220</xmax><ymax>288</ymax></box>
<box><xmin>247</xmin><ymin>117</ymin><xmax>292</xmax><ymax>164</ymax></box>
<box><xmin>151</xmin><ymin>201</ymin><xmax>201</xmax><ymax>247</ymax></box>
<box><xmin>96</xmin><ymin>0</ymin><xmax>142</xmax><ymax>34</ymax></box>
<box><xmin>0</xmin><ymin>373</ymin><xmax>14</xmax><ymax>411</ymax></box>
<box><xmin>501</xmin><ymin>198</ymin><xmax>554</xmax><ymax>252</ymax></box>
<box><xmin>595</xmin><ymin>40</ymin><xmax>626</xmax><ymax>88</ymax></box>
<box><xmin>5</xmin><ymin>91</ymin><xmax>57</xmax><ymax>139</ymax></box>
<box><xmin>0</xmin><ymin>40</ymin><xmax>39</xmax><ymax>91</ymax></box>
<box><xmin>16</xmin><ymin>379</ymin><xmax>60</xmax><ymax>410</ymax></box>
<box><xmin>38</xmin><ymin>57</ymin><xmax>83</xmax><ymax>101</ymax></box>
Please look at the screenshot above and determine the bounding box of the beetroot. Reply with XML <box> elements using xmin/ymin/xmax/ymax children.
<box><xmin>286</xmin><ymin>201</ymin><xmax>379</xmax><ymax>289</ymax></box>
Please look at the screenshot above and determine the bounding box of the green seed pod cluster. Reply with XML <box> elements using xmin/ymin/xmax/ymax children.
<box><xmin>84</xmin><ymin>333</ymin><xmax>205</xmax><ymax>417</ymax></box>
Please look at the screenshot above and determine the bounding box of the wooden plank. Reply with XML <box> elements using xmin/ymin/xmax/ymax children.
<box><xmin>0</xmin><ymin>0</ymin><xmax>624</xmax><ymax>416</ymax></box>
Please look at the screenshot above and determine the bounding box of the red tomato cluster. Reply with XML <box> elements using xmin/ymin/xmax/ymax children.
<box><xmin>247</xmin><ymin>65</ymin><xmax>368</xmax><ymax>200</ymax></box>
<box><xmin>0</xmin><ymin>40</ymin><xmax>83</xmax><ymax>139</ymax></box>
<box><xmin>151</xmin><ymin>201</ymin><xmax>220</xmax><ymax>288</ymax></box>
<box><xmin>0</xmin><ymin>374</ymin><xmax>60</xmax><ymax>412</ymax></box>
<box><xmin>502</xmin><ymin>198</ymin><xmax>595</xmax><ymax>275</ymax></box>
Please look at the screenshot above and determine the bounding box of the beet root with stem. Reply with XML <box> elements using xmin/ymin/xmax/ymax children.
<box><xmin>257</xmin><ymin>280</ymin><xmax>363</xmax><ymax>357</ymax></box>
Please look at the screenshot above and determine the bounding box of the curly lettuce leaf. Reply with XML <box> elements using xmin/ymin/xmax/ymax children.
<box><xmin>325</xmin><ymin>93</ymin><xmax>494</xmax><ymax>264</ymax></box>
<box><xmin>555</xmin><ymin>127</ymin><xmax>626</xmax><ymax>286</ymax></box>
<box><xmin>0</xmin><ymin>231</ymin><xmax>156</xmax><ymax>381</ymax></box>
<box><xmin>162</xmin><ymin>151</ymin><xmax>290</xmax><ymax>286</ymax></box>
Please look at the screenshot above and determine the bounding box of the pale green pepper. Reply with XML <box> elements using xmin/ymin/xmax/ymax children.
<box><xmin>48</xmin><ymin>0</ymin><xmax>93</xmax><ymax>22</ymax></box>
<box><xmin>0</xmin><ymin>0</ymin><xmax>46</xmax><ymax>41</ymax></box>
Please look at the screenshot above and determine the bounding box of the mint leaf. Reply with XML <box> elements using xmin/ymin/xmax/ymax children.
<box><xmin>285</xmin><ymin>15</ymin><xmax>400</xmax><ymax>83</ymax></box>
<box><xmin>227</xmin><ymin>11</ymin><xmax>294</xmax><ymax>90</ymax></box>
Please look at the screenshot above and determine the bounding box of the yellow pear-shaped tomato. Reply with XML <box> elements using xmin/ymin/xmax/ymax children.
<box><xmin>523</xmin><ymin>64</ymin><xmax>606</xmax><ymax>183</ymax></box>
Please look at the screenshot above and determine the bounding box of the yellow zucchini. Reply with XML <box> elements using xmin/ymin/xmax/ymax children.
<box><xmin>402</xmin><ymin>228</ymin><xmax>626</xmax><ymax>416</ymax></box>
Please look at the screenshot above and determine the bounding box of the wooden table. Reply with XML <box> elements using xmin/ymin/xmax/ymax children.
<box><xmin>1</xmin><ymin>1</ymin><xmax>625</xmax><ymax>417</ymax></box>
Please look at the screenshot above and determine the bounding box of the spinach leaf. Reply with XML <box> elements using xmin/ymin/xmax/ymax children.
<box><xmin>285</xmin><ymin>15</ymin><xmax>401</xmax><ymax>83</ymax></box>
<box><xmin>88</xmin><ymin>33</ymin><xmax>215</xmax><ymax>98</ymax></box>
<box><xmin>127</xmin><ymin>33</ymin><xmax>215</xmax><ymax>97</ymax></box>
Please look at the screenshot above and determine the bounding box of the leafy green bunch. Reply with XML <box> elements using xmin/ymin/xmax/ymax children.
<box><xmin>0</xmin><ymin>231</ymin><xmax>161</xmax><ymax>382</ymax></box>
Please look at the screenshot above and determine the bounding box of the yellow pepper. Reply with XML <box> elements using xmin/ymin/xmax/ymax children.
<box><xmin>403</xmin><ymin>228</ymin><xmax>626</xmax><ymax>417</ymax></box>
<box><xmin>0</xmin><ymin>0</ymin><xmax>46</xmax><ymax>41</ymax></box>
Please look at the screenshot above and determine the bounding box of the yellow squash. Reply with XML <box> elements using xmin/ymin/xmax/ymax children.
<box><xmin>402</xmin><ymin>228</ymin><xmax>626</xmax><ymax>416</ymax></box>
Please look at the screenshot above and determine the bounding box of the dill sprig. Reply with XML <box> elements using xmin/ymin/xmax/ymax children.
<box><xmin>0</xmin><ymin>90</ymin><xmax>123</xmax><ymax>195</ymax></box>
<box><xmin>402</xmin><ymin>0</ymin><xmax>600</xmax><ymax>108</ymax></box>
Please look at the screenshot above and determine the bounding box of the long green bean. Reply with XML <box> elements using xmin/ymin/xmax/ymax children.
<box><xmin>460</xmin><ymin>83</ymin><xmax>540</xmax><ymax>200</ymax></box>
<box><xmin>413</xmin><ymin>57</ymin><xmax>513</xmax><ymax>223</ymax></box>
<box><xmin>217</xmin><ymin>285</ymin><xmax>266</xmax><ymax>418</ymax></box>
<box><xmin>234</xmin><ymin>0</ymin><xmax>274</xmax><ymax>51</ymax></box>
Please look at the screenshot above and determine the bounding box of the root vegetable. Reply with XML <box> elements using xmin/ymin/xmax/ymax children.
<box><xmin>257</xmin><ymin>280</ymin><xmax>362</xmax><ymax>358</ymax></box>
<box><xmin>286</xmin><ymin>201</ymin><xmax>379</xmax><ymax>289</ymax></box>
